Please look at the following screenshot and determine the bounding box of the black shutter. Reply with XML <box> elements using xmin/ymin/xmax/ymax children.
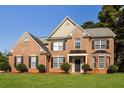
<box><xmin>14</xmin><ymin>57</ymin><xmax>16</xmax><ymax>67</ymax></box>
<box><xmin>51</xmin><ymin>57</ymin><xmax>53</xmax><ymax>68</ymax></box>
<box><xmin>107</xmin><ymin>40</ymin><xmax>109</xmax><ymax>49</ymax></box>
<box><xmin>36</xmin><ymin>56</ymin><xmax>38</xmax><ymax>67</ymax></box>
<box><xmin>63</xmin><ymin>41</ymin><xmax>65</xmax><ymax>50</ymax></box>
<box><xmin>29</xmin><ymin>56</ymin><xmax>31</xmax><ymax>68</ymax></box>
<box><xmin>63</xmin><ymin>57</ymin><xmax>65</xmax><ymax>62</ymax></box>
<box><xmin>51</xmin><ymin>42</ymin><xmax>53</xmax><ymax>51</ymax></box>
<box><xmin>21</xmin><ymin>56</ymin><xmax>23</xmax><ymax>64</ymax></box>
<box><xmin>92</xmin><ymin>40</ymin><xmax>94</xmax><ymax>49</ymax></box>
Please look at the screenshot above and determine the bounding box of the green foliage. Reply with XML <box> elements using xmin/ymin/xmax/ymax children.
<box><xmin>107</xmin><ymin>65</ymin><xmax>118</xmax><ymax>73</ymax></box>
<box><xmin>16</xmin><ymin>64</ymin><xmax>28</xmax><ymax>73</ymax></box>
<box><xmin>0</xmin><ymin>52</ymin><xmax>8</xmax><ymax>63</ymax></box>
<box><xmin>81</xmin><ymin>21</ymin><xmax>96</xmax><ymax>29</ymax></box>
<box><xmin>37</xmin><ymin>64</ymin><xmax>46</xmax><ymax>73</ymax></box>
<box><xmin>82</xmin><ymin>64</ymin><xmax>92</xmax><ymax>74</ymax></box>
<box><xmin>80</xmin><ymin>6</ymin><xmax>124</xmax><ymax>72</ymax></box>
<box><xmin>61</xmin><ymin>63</ymin><xmax>71</xmax><ymax>73</ymax></box>
<box><xmin>118</xmin><ymin>61</ymin><xmax>124</xmax><ymax>72</ymax></box>
<box><xmin>114</xmin><ymin>9</ymin><xmax>124</xmax><ymax>72</ymax></box>
<box><xmin>98</xmin><ymin>5</ymin><xmax>120</xmax><ymax>28</ymax></box>
<box><xmin>0</xmin><ymin>62</ymin><xmax>10</xmax><ymax>72</ymax></box>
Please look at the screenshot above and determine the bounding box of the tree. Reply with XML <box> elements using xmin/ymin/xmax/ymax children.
<box><xmin>0</xmin><ymin>52</ymin><xmax>8</xmax><ymax>63</ymax></box>
<box><xmin>81</xmin><ymin>21</ymin><xmax>96</xmax><ymax>29</ymax></box>
<box><xmin>98</xmin><ymin>5</ymin><xmax>120</xmax><ymax>28</ymax></box>
<box><xmin>81</xmin><ymin>5</ymin><xmax>124</xmax><ymax>72</ymax></box>
<box><xmin>113</xmin><ymin>9</ymin><xmax>124</xmax><ymax>72</ymax></box>
<box><xmin>0</xmin><ymin>62</ymin><xmax>10</xmax><ymax>72</ymax></box>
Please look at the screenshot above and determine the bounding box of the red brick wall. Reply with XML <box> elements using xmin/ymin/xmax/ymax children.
<box><xmin>9</xmin><ymin>33</ymin><xmax>47</xmax><ymax>73</ymax></box>
<box><xmin>47</xmin><ymin>26</ymin><xmax>114</xmax><ymax>74</ymax></box>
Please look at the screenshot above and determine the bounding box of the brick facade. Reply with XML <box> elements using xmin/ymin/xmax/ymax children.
<box><xmin>8</xmin><ymin>17</ymin><xmax>115</xmax><ymax>74</ymax></box>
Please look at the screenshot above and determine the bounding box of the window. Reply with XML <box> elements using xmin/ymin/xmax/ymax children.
<box><xmin>92</xmin><ymin>56</ymin><xmax>96</xmax><ymax>69</ymax></box>
<box><xmin>24</xmin><ymin>37</ymin><xmax>30</xmax><ymax>42</ymax></box>
<box><xmin>30</xmin><ymin>56</ymin><xmax>37</xmax><ymax>68</ymax></box>
<box><xmin>53</xmin><ymin>57</ymin><xmax>64</xmax><ymax>68</ymax></box>
<box><xmin>16</xmin><ymin>56</ymin><xmax>23</xmax><ymax>65</ymax></box>
<box><xmin>98</xmin><ymin>56</ymin><xmax>104</xmax><ymax>68</ymax></box>
<box><xmin>106</xmin><ymin>56</ymin><xmax>110</xmax><ymax>68</ymax></box>
<box><xmin>93</xmin><ymin>40</ymin><xmax>108</xmax><ymax>50</ymax></box>
<box><xmin>75</xmin><ymin>38</ymin><xmax>80</xmax><ymax>49</ymax></box>
<box><xmin>94</xmin><ymin>40</ymin><xmax>100</xmax><ymax>49</ymax></box>
<box><xmin>101</xmin><ymin>40</ymin><xmax>107</xmax><ymax>49</ymax></box>
<box><xmin>53</xmin><ymin>42</ymin><xmax>63</xmax><ymax>51</ymax></box>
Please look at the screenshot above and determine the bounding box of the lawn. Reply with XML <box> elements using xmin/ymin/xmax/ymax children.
<box><xmin>0</xmin><ymin>73</ymin><xmax>124</xmax><ymax>88</ymax></box>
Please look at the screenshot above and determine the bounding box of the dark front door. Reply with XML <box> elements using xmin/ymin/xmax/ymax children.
<box><xmin>75</xmin><ymin>60</ymin><xmax>80</xmax><ymax>72</ymax></box>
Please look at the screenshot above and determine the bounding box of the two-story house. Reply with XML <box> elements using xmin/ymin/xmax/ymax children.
<box><xmin>8</xmin><ymin>16</ymin><xmax>116</xmax><ymax>73</ymax></box>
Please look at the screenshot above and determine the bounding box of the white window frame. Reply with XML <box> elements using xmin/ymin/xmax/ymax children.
<box><xmin>74</xmin><ymin>38</ymin><xmax>80</xmax><ymax>49</ymax></box>
<box><xmin>30</xmin><ymin>56</ymin><xmax>37</xmax><ymax>68</ymax></box>
<box><xmin>94</xmin><ymin>39</ymin><xmax>108</xmax><ymax>50</ymax></box>
<box><xmin>53</xmin><ymin>56</ymin><xmax>64</xmax><ymax>68</ymax></box>
<box><xmin>98</xmin><ymin>56</ymin><xmax>104</xmax><ymax>69</ymax></box>
<box><xmin>16</xmin><ymin>56</ymin><xmax>22</xmax><ymax>65</ymax></box>
<box><xmin>53</xmin><ymin>42</ymin><xmax>64</xmax><ymax>51</ymax></box>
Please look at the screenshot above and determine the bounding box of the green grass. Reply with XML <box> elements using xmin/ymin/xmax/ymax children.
<box><xmin>0</xmin><ymin>73</ymin><xmax>124</xmax><ymax>88</ymax></box>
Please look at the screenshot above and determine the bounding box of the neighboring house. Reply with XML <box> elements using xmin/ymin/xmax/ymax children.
<box><xmin>8</xmin><ymin>16</ymin><xmax>116</xmax><ymax>73</ymax></box>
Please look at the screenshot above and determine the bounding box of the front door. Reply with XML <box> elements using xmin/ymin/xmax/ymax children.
<box><xmin>75</xmin><ymin>60</ymin><xmax>80</xmax><ymax>72</ymax></box>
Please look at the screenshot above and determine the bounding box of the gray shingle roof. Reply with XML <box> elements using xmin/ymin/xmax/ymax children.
<box><xmin>85</xmin><ymin>28</ymin><xmax>116</xmax><ymax>37</ymax></box>
<box><xmin>37</xmin><ymin>37</ymin><xmax>48</xmax><ymax>44</ymax></box>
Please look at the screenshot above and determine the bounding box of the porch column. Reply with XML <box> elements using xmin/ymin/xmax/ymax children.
<box><xmin>72</xmin><ymin>58</ymin><xmax>75</xmax><ymax>72</ymax></box>
<box><xmin>85</xmin><ymin>55</ymin><xmax>87</xmax><ymax>64</ymax></box>
<box><xmin>80</xmin><ymin>57</ymin><xmax>83</xmax><ymax>73</ymax></box>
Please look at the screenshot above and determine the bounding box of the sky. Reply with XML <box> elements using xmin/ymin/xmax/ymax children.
<box><xmin>0</xmin><ymin>5</ymin><xmax>102</xmax><ymax>52</ymax></box>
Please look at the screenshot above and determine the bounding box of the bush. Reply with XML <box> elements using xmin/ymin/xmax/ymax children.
<box><xmin>37</xmin><ymin>64</ymin><xmax>46</xmax><ymax>73</ymax></box>
<box><xmin>61</xmin><ymin>63</ymin><xmax>71</xmax><ymax>73</ymax></box>
<box><xmin>82</xmin><ymin>64</ymin><xmax>92</xmax><ymax>74</ymax></box>
<box><xmin>16</xmin><ymin>63</ymin><xmax>28</xmax><ymax>73</ymax></box>
<box><xmin>107</xmin><ymin>65</ymin><xmax>118</xmax><ymax>73</ymax></box>
<box><xmin>0</xmin><ymin>62</ymin><xmax>10</xmax><ymax>72</ymax></box>
<box><xmin>118</xmin><ymin>61</ymin><xmax>124</xmax><ymax>72</ymax></box>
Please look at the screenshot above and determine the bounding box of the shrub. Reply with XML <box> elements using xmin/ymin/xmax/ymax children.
<box><xmin>82</xmin><ymin>64</ymin><xmax>92</xmax><ymax>74</ymax></box>
<box><xmin>118</xmin><ymin>61</ymin><xmax>124</xmax><ymax>72</ymax></box>
<box><xmin>16</xmin><ymin>63</ymin><xmax>28</xmax><ymax>73</ymax></box>
<box><xmin>61</xmin><ymin>63</ymin><xmax>71</xmax><ymax>73</ymax></box>
<box><xmin>0</xmin><ymin>62</ymin><xmax>10</xmax><ymax>72</ymax></box>
<box><xmin>37</xmin><ymin>64</ymin><xmax>46</xmax><ymax>73</ymax></box>
<box><xmin>107</xmin><ymin>65</ymin><xmax>118</xmax><ymax>73</ymax></box>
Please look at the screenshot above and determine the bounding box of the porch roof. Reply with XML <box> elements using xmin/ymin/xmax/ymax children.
<box><xmin>92</xmin><ymin>50</ymin><xmax>110</xmax><ymax>54</ymax></box>
<box><xmin>69</xmin><ymin>50</ymin><xmax>87</xmax><ymax>54</ymax></box>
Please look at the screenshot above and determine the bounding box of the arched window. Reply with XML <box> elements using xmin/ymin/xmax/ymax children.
<box><xmin>75</xmin><ymin>38</ymin><xmax>80</xmax><ymax>49</ymax></box>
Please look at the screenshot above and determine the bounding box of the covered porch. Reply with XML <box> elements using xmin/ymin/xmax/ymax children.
<box><xmin>67</xmin><ymin>50</ymin><xmax>87</xmax><ymax>73</ymax></box>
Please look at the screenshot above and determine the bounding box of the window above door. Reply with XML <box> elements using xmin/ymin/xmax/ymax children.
<box><xmin>74</xmin><ymin>38</ymin><xmax>80</xmax><ymax>49</ymax></box>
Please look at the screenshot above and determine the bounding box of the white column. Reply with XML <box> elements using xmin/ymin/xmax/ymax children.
<box><xmin>72</xmin><ymin>58</ymin><xmax>75</xmax><ymax>72</ymax></box>
<box><xmin>86</xmin><ymin>55</ymin><xmax>87</xmax><ymax>64</ymax></box>
<box><xmin>67</xmin><ymin>55</ymin><xmax>69</xmax><ymax>62</ymax></box>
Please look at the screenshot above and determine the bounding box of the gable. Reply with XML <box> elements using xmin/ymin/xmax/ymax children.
<box><xmin>48</xmin><ymin>16</ymin><xmax>90</xmax><ymax>39</ymax></box>
<box><xmin>48</xmin><ymin>16</ymin><xmax>77</xmax><ymax>38</ymax></box>
<box><xmin>10</xmin><ymin>32</ymin><xmax>47</xmax><ymax>54</ymax></box>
